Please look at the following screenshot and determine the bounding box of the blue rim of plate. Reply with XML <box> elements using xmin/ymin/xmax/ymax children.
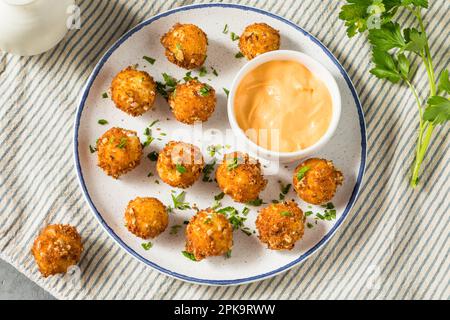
<box><xmin>73</xmin><ymin>3</ymin><xmax>367</xmax><ymax>286</ymax></box>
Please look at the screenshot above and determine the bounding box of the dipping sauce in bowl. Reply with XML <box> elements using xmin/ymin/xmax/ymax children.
<box><xmin>228</xmin><ymin>50</ymin><xmax>341</xmax><ymax>162</ymax></box>
<box><xmin>234</xmin><ymin>60</ymin><xmax>333</xmax><ymax>153</ymax></box>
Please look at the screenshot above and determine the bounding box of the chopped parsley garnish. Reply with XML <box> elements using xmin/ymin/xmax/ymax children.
<box><xmin>242</xmin><ymin>207</ymin><xmax>250</xmax><ymax>216</ymax></box>
<box><xmin>102</xmin><ymin>92</ymin><xmax>108</xmax><ymax>99</ymax></box>
<box><xmin>143</xmin><ymin>56</ymin><xmax>156</xmax><ymax>65</ymax></box>
<box><xmin>323</xmin><ymin>202</ymin><xmax>335</xmax><ymax>210</ymax></box>
<box><xmin>225</xmin><ymin>250</ymin><xmax>232</xmax><ymax>258</ymax></box>
<box><xmin>202</xmin><ymin>160</ymin><xmax>216</xmax><ymax>182</ymax></box>
<box><xmin>149</xmin><ymin>120</ymin><xmax>160</xmax><ymax>127</ymax></box>
<box><xmin>97</xmin><ymin>119</ymin><xmax>108</xmax><ymax>125</ymax></box>
<box><xmin>147</xmin><ymin>172</ymin><xmax>153</xmax><ymax>177</ymax></box>
<box><xmin>89</xmin><ymin>144</ymin><xmax>97</xmax><ymax>153</ymax></box>
<box><xmin>171</xmin><ymin>191</ymin><xmax>191</xmax><ymax>210</ymax></box>
<box><xmin>117</xmin><ymin>137</ymin><xmax>127</xmax><ymax>149</ymax></box>
<box><xmin>147</xmin><ymin>151</ymin><xmax>159</xmax><ymax>161</ymax></box>
<box><xmin>163</xmin><ymin>73</ymin><xmax>178</xmax><ymax>87</ymax></box>
<box><xmin>214</xmin><ymin>192</ymin><xmax>225</xmax><ymax>201</ymax></box>
<box><xmin>157</xmin><ymin>73</ymin><xmax>178</xmax><ymax>99</ymax></box>
<box><xmin>235</xmin><ymin>52</ymin><xmax>244</xmax><ymax>59</ymax></box>
<box><xmin>183</xmin><ymin>71</ymin><xmax>198</xmax><ymax>82</ymax></box>
<box><xmin>296</xmin><ymin>166</ymin><xmax>310</xmax><ymax>181</ymax></box>
<box><xmin>211</xmin><ymin>200</ymin><xmax>221</xmax><ymax>210</ymax></box>
<box><xmin>231</xmin><ymin>32</ymin><xmax>240</xmax><ymax>41</ymax></box>
<box><xmin>223</xmin><ymin>24</ymin><xmax>229</xmax><ymax>34</ymax></box>
<box><xmin>241</xmin><ymin>227</ymin><xmax>253</xmax><ymax>236</ymax></box>
<box><xmin>211</xmin><ymin>67</ymin><xmax>219</xmax><ymax>76</ymax></box>
<box><xmin>307</xmin><ymin>223</ymin><xmax>314</xmax><ymax>229</ymax></box>
<box><xmin>198</xmin><ymin>85</ymin><xmax>211</xmax><ymax>96</ymax></box>
<box><xmin>207</xmin><ymin>144</ymin><xmax>223</xmax><ymax>157</ymax></box>
<box><xmin>280</xmin><ymin>211</ymin><xmax>292</xmax><ymax>217</ymax></box>
<box><xmin>141</xmin><ymin>242</ymin><xmax>153</xmax><ymax>250</ymax></box>
<box><xmin>223</xmin><ymin>88</ymin><xmax>230</xmax><ymax>97</ymax></box>
<box><xmin>199</xmin><ymin>67</ymin><xmax>208</xmax><ymax>77</ymax></box>
<box><xmin>226</xmin><ymin>156</ymin><xmax>239</xmax><ymax>171</ymax></box>
<box><xmin>170</xmin><ymin>225</ymin><xmax>182</xmax><ymax>235</ymax></box>
<box><xmin>183</xmin><ymin>220</ymin><xmax>189</xmax><ymax>225</ymax></box>
<box><xmin>305</xmin><ymin>211</ymin><xmax>313</xmax><ymax>217</ymax></box>
<box><xmin>246</xmin><ymin>198</ymin><xmax>264</xmax><ymax>207</ymax></box>
<box><xmin>182</xmin><ymin>251</ymin><xmax>197</xmax><ymax>261</ymax></box>
<box><xmin>176</xmin><ymin>43</ymin><xmax>183</xmax><ymax>50</ymax></box>
<box><xmin>176</xmin><ymin>164</ymin><xmax>187</xmax><ymax>174</ymax></box>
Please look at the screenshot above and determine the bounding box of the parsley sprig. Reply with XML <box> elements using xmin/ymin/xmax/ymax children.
<box><xmin>339</xmin><ymin>0</ymin><xmax>449</xmax><ymax>188</ymax></box>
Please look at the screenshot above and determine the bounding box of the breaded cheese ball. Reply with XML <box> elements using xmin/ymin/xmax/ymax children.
<box><xmin>124</xmin><ymin>197</ymin><xmax>169</xmax><ymax>239</ymax></box>
<box><xmin>110</xmin><ymin>66</ymin><xmax>157</xmax><ymax>116</ymax></box>
<box><xmin>293</xmin><ymin>158</ymin><xmax>343</xmax><ymax>205</ymax></box>
<box><xmin>239</xmin><ymin>23</ymin><xmax>280</xmax><ymax>60</ymax></box>
<box><xmin>185</xmin><ymin>209</ymin><xmax>233</xmax><ymax>261</ymax></box>
<box><xmin>215</xmin><ymin>152</ymin><xmax>267</xmax><ymax>203</ymax></box>
<box><xmin>31</xmin><ymin>224</ymin><xmax>83</xmax><ymax>277</ymax></box>
<box><xmin>161</xmin><ymin>23</ymin><xmax>208</xmax><ymax>69</ymax></box>
<box><xmin>169</xmin><ymin>80</ymin><xmax>216</xmax><ymax>124</ymax></box>
<box><xmin>157</xmin><ymin>141</ymin><xmax>204</xmax><ymax>188</ymax></box>
<box><xmin>256</xmin><ymin>201</ymin><xmax>305</xmax><ymax>250</ymax></box>
<box><xmin>97</xmin><ymin>127</ymin><xmax>143</xmax><ymax>179</ymax></box>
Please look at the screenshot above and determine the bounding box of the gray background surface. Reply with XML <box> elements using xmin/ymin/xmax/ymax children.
<box><xmin>0</xmin><ymin>259</ymin><xmax>54</xmax><ymax>300</ymax></box>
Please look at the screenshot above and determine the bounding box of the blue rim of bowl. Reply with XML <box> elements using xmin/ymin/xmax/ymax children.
<box><xmin>73</xmin><ymin>3</ymin><xmax>367</xmax><ymax>286</ymax></box>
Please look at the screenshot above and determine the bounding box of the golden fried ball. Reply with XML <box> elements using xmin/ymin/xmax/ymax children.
<box><xmin>124</xmin><ymin>197</ymin><xmax>169</xmax><ymax>239</ymax></box>
<box><xmin>256</xmin><ymin>201</ymin><xmax>305</xmax><ymax>250</ymax></box>
<box><xmin>161</xmin><ymin>23</ymin><xmax>208</xmax><ymax>69</ymax></box>
<box><xmin>110</xmin><ymin>66</ymin><xmax>157</xmax><ymax>116</ymax></box>
<box><xmin>156</xmin><ymin>141</ymin><xmax>204</xmax><ymax>188</ymax></box>
<box><xmin>185</xmin><ymin>209</ymin><xmax>233</xmax><ymax>261</ymax></box>
<box><xmin>239</xmin><ymin>23</ymin><xmax>280</xmax><ymax>60</ymax></box>
<box><xmin>169</xmin><ymin>80</ymin><xmax>216</xmax><ymax>124</ymax></box>
<box><xmin>31</xmin><ymin>224</ymin><xmax>83</xmax><ymax>277</ymax></box>
<box><xmin>293</xmin><ymin>158</ymin><xmax>344</xmax><ymax>205</ymax></box>
<box><xmin>216</xmin><ymin>152</ymin><xmax>267</xmax><ymax>203</ymax></box>
<box><xmin>97</xmin><ymin>127</ymin><xmax>143</xmax><ymax>179</ymax></box>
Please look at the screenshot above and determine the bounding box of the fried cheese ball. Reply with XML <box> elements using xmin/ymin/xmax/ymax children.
<box><xmin>239</xmin><ymin>23</ymin><xmax>280</xmax><ymax>60</ymax></box>
<box><xmin>156</xmin><ymin>141</ymin><xmax>204</xmax><ymax>188</ymax></box>
<box><xmin>161</xmin><ymin>23</ymin><xmax>208</xmax><ymax>69</ymax></box>
<box><xmin>293</xmin><ymin>158</ymin><xmax>344</xmax><ymax>205</ymax></box>
<box><xmin>168</xmin><ymin>80</ymin><xmax>216</xmax><ymax>124</ymax></box>
<box><xmin>97</xmin><ymin>127</ymin><xmax>143</xmax><ymax>179</ymax></box>
<box><xmin>256</xmin><ymin>201</ymin><xmax>305</xmax><ymax>250</ymax></box>
<box><xmin>110</xmin><ymin>66</ymin><xmax>157</xmax><ymax>116</ymax></box>
<box><xmin>32</xmin><ymin>224</ymin><xmax>83</xmax><ymax>277</ymax></box>
<box><xmin>185</xmin><ymin>209</ymin><xmax>233</xmax><ymax>261</ymax></box>
<box><xmin>216</xmin><ymin>152</ymin><xmax>267</xmax><ymax>203</ymax></box>
<box><xmin>124</xmin><ymin>197</ymin><xmax>169</xmax><ymax>239</ymax></box>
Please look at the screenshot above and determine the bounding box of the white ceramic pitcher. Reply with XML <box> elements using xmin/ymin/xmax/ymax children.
<box><xmin>0</xmin><ymin>0</ymin><xmax>75</xmax><ymax>56</ymax></box>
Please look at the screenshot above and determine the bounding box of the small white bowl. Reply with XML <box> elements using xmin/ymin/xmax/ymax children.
<box><xmin>227</xmin><ymin>50</ymin><xmax>341</xmax><ymax>163</ymax></box>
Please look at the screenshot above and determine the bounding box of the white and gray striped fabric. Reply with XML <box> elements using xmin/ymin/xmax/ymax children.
<box><xmin>0</xmin><ymin>0</ymin><xmax>448</xmax><ymax>300</ymax></box>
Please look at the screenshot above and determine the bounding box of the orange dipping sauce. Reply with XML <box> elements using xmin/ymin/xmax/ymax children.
<box><xmin>234</xmin><ymin>60</ymin><xmax>333</xmax><ymax>153</ymax></box>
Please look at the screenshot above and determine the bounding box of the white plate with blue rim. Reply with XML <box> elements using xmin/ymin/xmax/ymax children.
<box><xmin>74</xmin><ymin>3</ymin><xmax>366</xmax><ymax>286</ymax></box>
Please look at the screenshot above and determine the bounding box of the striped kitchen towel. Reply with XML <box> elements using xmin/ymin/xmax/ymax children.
<box><xmin>0</xmin><ymin>0</ymin><xmax>448</xmax><ymax>300</ymax></box>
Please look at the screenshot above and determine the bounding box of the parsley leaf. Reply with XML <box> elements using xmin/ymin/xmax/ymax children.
<box><xmin>141</xmin><ymin>242</ymin><xmax>153</xmax><ymax>250</ymax></box>
<box><xmin>423</xmin><ymin>96</ymin><xmax>450</xmax><ymax>125</ymax></box>
<box><xmin>171</xmin><ymin>191</ymin><xmax>191</xmax><ymax>210</ymax></box>
<box><xmin>437</xmin><ymin>70</ymin><xmax>450</xmax><ymax>95</ymax></box>
<box><xmin>182</xmin><ymin>251</ymin><xmax>197</xmax><ymax>261</ymax></box>
<box><xmin>176</xmin><ymin>164</ymin><xmax>187</xmax><ymax>174</ymax></box>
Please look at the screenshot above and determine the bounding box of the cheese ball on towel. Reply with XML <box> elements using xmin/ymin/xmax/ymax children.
<box><xmin>32</xmin><ymin>224</ymin><xmax>83</xmax><ymax>277</ymax></box>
